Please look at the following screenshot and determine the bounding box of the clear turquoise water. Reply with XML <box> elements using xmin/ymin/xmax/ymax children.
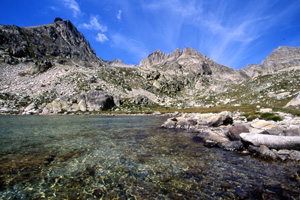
<box><xmin>0</xmin><ymin>115</ymin><xmax>299</xmax><ymax>199</ymax></box>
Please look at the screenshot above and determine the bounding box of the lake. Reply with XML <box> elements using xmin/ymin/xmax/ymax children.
<box><xmin>0</xmin><ymin>115</ymin><xmax>299</xmax><ymax>199</ymax></box>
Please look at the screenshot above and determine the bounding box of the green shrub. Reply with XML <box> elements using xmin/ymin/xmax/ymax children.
<box><xmin>260</xmin><ymin>113</ymin><xmax>283</xmax><ymax>121</ymax></box>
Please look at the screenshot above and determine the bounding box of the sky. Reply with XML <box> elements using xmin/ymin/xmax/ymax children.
<box><xmin>1</xmin><ymin>0</ymin><xmax>300</xmax><ymax>69</ymax></box>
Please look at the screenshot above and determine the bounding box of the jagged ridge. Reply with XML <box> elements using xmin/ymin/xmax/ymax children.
<box><xmin>0</xmin><ymin>18</ymin><xmax>103</xmax><ymax>65</ymax></box>
<box><xmin>242</xmin><ymin>46</ymin><xmax>300</xmax><ymax>76</ymax></box>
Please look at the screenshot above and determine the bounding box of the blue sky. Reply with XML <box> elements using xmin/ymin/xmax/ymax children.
<box><xmin>1</xmin><ymin>0</ymin><xmax>300</xmax><ymax>69</ymax></box>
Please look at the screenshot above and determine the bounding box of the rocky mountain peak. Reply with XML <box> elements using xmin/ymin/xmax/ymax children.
<box><xmin>264</xmin><ymin>46</ymin><xmax>300</xmax><ymax>62</ymax></box>
<box><xmin>182</xmin><ymin>47</ymin><xmax>200</xmax><ymax>56</ymax></box>
<box><xmin>172</xmin><ymin>48</ymin><xmax>183</xmax><ymax>58</ymax></box>
<box><xmin>139</xmin><ymin>49</ymin><xmax>168</xmax><ymax>67</ymax></box>
<box><xmin>106</xmin><ymin>58</ymin><xmax>134</xmax><ymax>67</ymax></box>
<box><xmin>242</xmin><ymin>46</ymin><xmax>300</xmax><ymax>76</ymax></box>
<box><xmin>0</xmin><ymin>18</ymin><xmax>103</xmax><ymax>65</ymax></box>
<box><xmin>139</xmin><ymin>47</ymin><xmax>205</xmax><ymax>67</ymax></box>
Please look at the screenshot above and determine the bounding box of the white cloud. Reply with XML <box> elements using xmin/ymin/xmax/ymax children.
<box><xmin>96</xmin><ymin>33</ymin><xmax>108</xmax><ymax>43</ymax></box>
<box><xmin>117</xmin><ymin>10</ymin><xmax>122</xmax><ymax>20</ymax></box>
<box><xmin>82</xmin><ymin>16</ymin><xmax>107</xmax><ymax>32</ymax></box>
<box><xmin>49</xmin><ymin>6</ymin><xmax>59</xmax><ymax>11</ymax></box>
<box><xmin>63</xmin><ymin>0</ymin><xmax>81</xmax><ymax>17</ymax></box>
<box><xmin>142</xmin><ymin>0</ymin><xmax>202</xmax><ymax>18</ymax></box>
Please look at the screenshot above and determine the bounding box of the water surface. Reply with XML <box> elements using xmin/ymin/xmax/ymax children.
<box><xmin>0</xmin><ymin>115</ymin><xmax>299</xmax><ymax>199</ymax></box>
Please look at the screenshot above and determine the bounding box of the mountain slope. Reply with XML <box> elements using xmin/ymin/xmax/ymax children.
<box><xmin>0</xmin><ymin>18</ymin><xmax>103</xmax><ymax>66</ymax></box>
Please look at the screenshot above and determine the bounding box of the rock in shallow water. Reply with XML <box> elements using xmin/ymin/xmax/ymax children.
<box><xmin>227</xmin><ymin>125</ymin><xmax>249</xmax><ymax>141</ymax></box>
<box><xmin>220</xmin><ymin>141</ymin><xmax>244</xmax><ymax>151</ymax></box>
<box><xmin>240</xmin><ymin>133</ymin><xmax>300</xmax><ymax>150</ymax></box>
<box><xmin>248</xmin><ymin>145</ymin><xmax>278</xmax><ymax>160</ymax></box>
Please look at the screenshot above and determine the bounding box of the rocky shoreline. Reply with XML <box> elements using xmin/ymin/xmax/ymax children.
<box><xmin>161</xmin><ymin>111</ymin><xmax>300</xmax><ymax>161</ymax></box>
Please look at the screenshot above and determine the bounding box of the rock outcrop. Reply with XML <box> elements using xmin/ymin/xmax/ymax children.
<box><xmin>41</xmin><ymin>91</ymin><xmax>114</xmax><ymax>114</ymax></box>
<box><xmin>285</xmin><ymin>91</ymin><xmax>300</xmax><ymax>108</ymax></box>
<box><xmin>0</xmin><ymin>18</ymin><xmax>103</xmax><ymax>65</ymax></box>
<box><xmin>242</xmin><ymin>46</ymin><xmax>300</xmax><ymax>76</ymax></box>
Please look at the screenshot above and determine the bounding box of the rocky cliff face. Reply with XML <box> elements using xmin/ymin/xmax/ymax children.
<box><xmin>242</xmin><ymin>46</ymin><xmax>300</xmax><ymax>76</ymax></box>
<box><xmin>0</xmin><ymin>18</ymin><xmax>103</xmax><ymax>66</ymax></box>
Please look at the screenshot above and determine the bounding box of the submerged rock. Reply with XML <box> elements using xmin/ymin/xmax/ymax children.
<box><xmin>248</xmin><ymin>145</ymin><xmax>278</xmax><ymax>160</ymax></box>
<box><xmin>220</xmin><ymin>141</ymin><xmax>244</xmax><ymax>151</ymax></box>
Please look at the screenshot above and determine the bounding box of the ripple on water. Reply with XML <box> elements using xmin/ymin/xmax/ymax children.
<box><xmin>0</xmin><ymin>115</ymin><xmax>300</xmax><ymax>199</ymax></box>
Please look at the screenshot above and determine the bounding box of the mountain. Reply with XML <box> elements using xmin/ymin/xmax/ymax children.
<box><xmin>0</xmin><ymin>18</ymin><xmax>103</xmax><ymax>67</ymax></box>
<box><xmin>242</xmin><ymin>46</ymin><xmax>300</xmax><ymax>76</ymax></box>
<box><xmin>140</xmin><ymin>47</ymin><xmax>247</xmax><ymax>81</ymax></box>
<box><xmin>105</xmin><ymin>59</ymin><xmax>135</xmax><ymax>68</ymax></box>
<box><xmin>0</xmin><ymin>19</ymin><xmax>299</xmax><ymax>114</ymax></box>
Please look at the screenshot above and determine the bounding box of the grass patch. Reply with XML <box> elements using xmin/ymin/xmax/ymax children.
<box><xmin>272</xmin><ymin>107</ymin><xmax>300</xmax><ymax>116</ymax></box>
<box><xmin>259</xmin><ymin>112</ymin><xmax>283</xmax><ymax>121</ymax></box>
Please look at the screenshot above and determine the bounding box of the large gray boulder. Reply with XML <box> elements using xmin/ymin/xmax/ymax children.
<box><xmin>248</xmin><ymin>145</ymin><xmax>278</xmax><ymax>160</ymax></box>
<box><xmin>227</xmin><ymin>125</ymin><xmax>249</xmax><ymax>141</ymax></box>
<box><xmin>240</xmin><ymin>133</ymin><xmax>300</xmax><ymax>150</ymax></box>
<box><xmin>196</xmin><ymin>111</ymin><xmax>233</xmax><ymax>127</ymax></box>
<box><xmin>86</xmin><ymin>91</ymin><xmax>114</xmax><ymax>111</ymax></box>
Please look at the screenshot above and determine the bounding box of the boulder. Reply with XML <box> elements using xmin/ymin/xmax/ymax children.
<box><xmin>220</xmin><ymin>141</ymin><xmax>244</xmax><ymax>151</ymax></box>
<box><xmin>289</xmin><ymin>151</ymin><xmax>300</xmax><ymax>161</ymax></box>
<box><xmin>276</xmin><ymin>149</ymin><xmax>291</xmax><ymax>161</ymax></box>
<box><xmin>86</xmin><ymin>91</ymin><xmax>114</xmax><ymax>111</ymax></box>
<box><xmin>45</xmin><ymin>98</ymin><xmax>63</xmax><ymax>114</ymax></box>
<box><xmin>196</xmin><ymin>111</ymin><xmax>233</xmax><ymax>127</ymax></box>
<box><xmin>240</xmin><ymin>133</ymin><xmax>300</xmax><ymax>150</ymax></box>
<box><xmin>227</xmin><ymin>125</ymin><xmax>249</xmax><ymax>141</ymax></box>
<box><xmin>276</xmin><ymin>149</ymin><xmax>300</xmax><ymax>161</ymax></box>
<box><xmin>133</xmin><ymin>95</ymin><xmax>153</xmax><ymax>105</ymax></box>
<box><xmin>259</xmin><ymin>108</ymin><xmax>272</xmax><ymax>113</ymax></box>
<box><xmin>161</xmin><ymin>118</ymin><xmax>177</xmax><ymax>129</ymax></box>
<box><xmin>176</xmin><ymin>117</ymin><xmax>188</xmax><ymax>128</ymax></box>
<box><xmin>202</xmin><ymin>130</ymin><xmax>230</xmax><ymax>145</ymax></box>
<box><xmin>24</xmin><ymin>102</ymin><xmax>38</xmax><ymax>114</ymax></box>
<box><xmin>78</xmin><ymin>95</ymin><xmax>87</xmax><ymax>111</ymax></box>
<box><xmin>248</xmin><ymin>145</ymin><xmax>278</xmax><ymax>160</ymax></box>
<box><xmin>250</xmin><ymin>120</ymin><xmax>278</xmax><ymax>130</ymax></box>
<box><xmin>285</xmin><ymin>92</ymin><xmax>300</xmax><ymax>108</ymax></box>
<box><xmin>283</xmin><ymin>128</ymin><xmax>300</xmax><ymax>136</ymax></box>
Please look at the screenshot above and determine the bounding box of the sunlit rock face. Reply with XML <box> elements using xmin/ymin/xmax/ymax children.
<box><xmin>0</xmin><ymin>18</ymin><xmax>103</xmax><ymax>65</ymax></box>
<box><xmin>242</xmin><ymin>46</ymin><xmax>300</xmax><ymax>76</ymax></box>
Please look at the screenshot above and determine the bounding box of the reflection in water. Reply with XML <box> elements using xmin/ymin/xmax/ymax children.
<box><xmin>0</xmin><ymin>115</ymin><xmax>300</xmax><ymax>199</ymax></box>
